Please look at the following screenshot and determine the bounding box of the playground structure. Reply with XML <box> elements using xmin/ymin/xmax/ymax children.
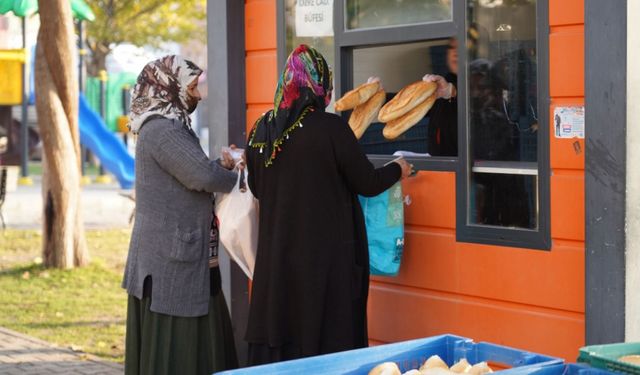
<box><xmin>0</xmin><ymin>0</ymin><xmax>135</xmax><ymax>190</ymax></box>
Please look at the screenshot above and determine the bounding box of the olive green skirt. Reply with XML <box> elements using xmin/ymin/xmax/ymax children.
<box><xmin>125</xmin><ymin>268</ymin><xmax>238</xmax><ymax>375</ymax></box>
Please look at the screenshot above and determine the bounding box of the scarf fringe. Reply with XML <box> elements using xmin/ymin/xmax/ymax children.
<box><xmin>249</xmin><ymin>106</ymin><xmax>313</xmax><ymax>167</ymax></box>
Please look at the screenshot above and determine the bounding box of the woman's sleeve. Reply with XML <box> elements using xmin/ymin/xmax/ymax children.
<box><xmin>149</xmin><ymin>123</ymin><xmax>238</xmax><ymax>193</ymax></box>
<box><xmin>246</xmin><ymin>147</ymin><xmax>259</xmax><ymax>200</ymax></box>
<box><xmin>331</xmin><ymin>117</ymin><xmax>402</xmax><ymax>197</ymax></box>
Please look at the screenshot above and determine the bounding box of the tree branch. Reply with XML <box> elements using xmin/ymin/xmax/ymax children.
<box><xmin>123</xmin><ymin>2</ymin><xmax>164</xmax><ymax>24</ymax></box>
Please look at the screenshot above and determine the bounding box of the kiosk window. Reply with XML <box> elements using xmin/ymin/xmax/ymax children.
<box><xmin>346</xmin><ymin>0</ymin><xmax>452</xmax><ymax>30</ymax></box>
<box><xmin>465</xmin><ymin>0</ymin><xmax>539</xmax><ymax>230</ymax></box>
<box><xmin>351</xmin><ymin>40</ymin><xmax>454</xmax><ymax>156</ymax></box>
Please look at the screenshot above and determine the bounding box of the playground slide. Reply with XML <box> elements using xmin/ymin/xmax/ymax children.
<box><xmin>78</xmin><ymin>94</ymin><xmax>135</xmax><ymax>189</ymax></box>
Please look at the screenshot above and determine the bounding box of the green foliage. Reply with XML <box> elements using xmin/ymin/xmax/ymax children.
<box><xmin>0</xmin><ymin>229</ymin><xmax>132</xmax><ymax>363</ymax></box>
<box><xmin>84</xmin><ymin>0</ymin><xmax>206</xmax><ymax>71</ymax></box>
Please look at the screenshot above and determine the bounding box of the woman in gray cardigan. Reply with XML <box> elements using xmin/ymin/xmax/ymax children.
<box><xmin>122</xmin><ymin>55</ymin><xmax>239</xmax><ymax>375</ymax></box>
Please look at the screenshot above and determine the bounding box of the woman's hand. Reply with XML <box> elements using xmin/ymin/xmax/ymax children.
<box><xmin>220</xmin><ymin>149</ymin><xmax>236</xmax><ymax>170</ymax></box>
<box><xmin>221</xmin><ymin>144</ymin><xmax>246</xmax><ymax>170</ymax></box>
<box><xmin>422</xmin><ymin>74</ymin><xmax>456</xmax><ymax>99</ymax></box>
<box><xmin>367</xmin><ymin>76</ymin><xmax>383</xmax><ymax>90</ymax></box>
<box><xmin>230</xmin><ymin>144</ymin><xmax>246</xmax><ymax>170</ymax></box>
<box><xmin>394</xmin><ymin>158</ymin><xmax>414</xmax><ymax>179</ymax></box>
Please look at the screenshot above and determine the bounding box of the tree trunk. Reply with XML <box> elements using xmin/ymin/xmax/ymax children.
<box><xmin>86</xmin><ymin>42</ymin><xmax>110</xmax><ymax>77</ymax></box>
<box><xmin>36</xmin><ymin>0</ymin><xmax>88</xmax><ymax>268</ymax></box>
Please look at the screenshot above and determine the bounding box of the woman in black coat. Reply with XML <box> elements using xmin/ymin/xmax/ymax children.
<box><xmin>245</xmin><ymin>45</ymin><xmax>412</xmax><ymax>365</ymax></box>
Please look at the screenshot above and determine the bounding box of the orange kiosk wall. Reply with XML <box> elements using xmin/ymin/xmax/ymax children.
<box><xmin>244</xmin><ymin>0</ymin><xmax>585</xmax><ymax>361</ymax></box>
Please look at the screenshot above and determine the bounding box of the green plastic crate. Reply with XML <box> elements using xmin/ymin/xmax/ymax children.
<box><xmin>578</xmin><ymin>342</ymin><xmax>640</xmax><ymax>374</ymax></box>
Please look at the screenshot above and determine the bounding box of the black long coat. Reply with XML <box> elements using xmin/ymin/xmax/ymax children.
<box><xmin>245</xmin><ymin>110</ymin><xmax>401</xmax><ymax>364</ymax></box>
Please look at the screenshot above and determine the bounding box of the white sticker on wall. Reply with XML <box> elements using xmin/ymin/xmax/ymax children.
<box><xmin>554</xmin><ymin>106</ymin><xmax>585</xmax><ymax>139</ymax></box>
<box><xmin>295</xmin><ymin>0</ymin><xmax>334</xmax><ymax>37</ymax></box>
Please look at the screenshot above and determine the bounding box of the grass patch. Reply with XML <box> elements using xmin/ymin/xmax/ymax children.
<box><xmin>0</xmin><ymin>229</ymin><xmax>131</xmax><ymax>363</ymax></box>
<box><xmin>28</xmin><ymin>161</ymin><xmax>102</xmax><ymax>176</ymax></box>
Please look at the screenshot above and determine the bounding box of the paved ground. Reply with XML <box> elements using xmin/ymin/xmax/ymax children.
<box><xmin>2</xmin><ymin>175</ymin><xmax>135</xmax><ymax>229</ymax></box>
<box><xmin>0</xmin><ymin>327</ymin><xmax>123</xmax><ymax>375</ymax></box>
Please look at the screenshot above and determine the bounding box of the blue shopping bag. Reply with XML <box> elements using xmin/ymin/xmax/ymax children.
<box><xmin>358</xmin><ymin>182</ymin><xmax>404</xmax><ymax>276</ymax></box>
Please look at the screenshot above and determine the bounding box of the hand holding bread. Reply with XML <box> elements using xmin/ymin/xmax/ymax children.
<box><xmin>335</xmin><ymin>76</ymin><xmax>442</xmax><ymax>140</ymax></box>
<box><xmin>422</xmin><ymin>74</ymin><xmax>456</xmax><ymax>100</ymax></box>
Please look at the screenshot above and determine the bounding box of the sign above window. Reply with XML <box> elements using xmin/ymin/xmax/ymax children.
<box><xmin>295</xmin><ymin>0</ymin><xmax>334</xmax><ymax>37</ymax></box>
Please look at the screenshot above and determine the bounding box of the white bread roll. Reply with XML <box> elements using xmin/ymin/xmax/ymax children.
<box><xmin>467</xmin><ymin>362</ymin><xmax>493</xmax><ymax>375</ymax></box>
<box><xmin>378</xmin><ymin>81</ymin><xmax>437</xmax><ymax>122</ymax></box>
<box><xmin>419</xmin><ymin>355</ymin><xmax>449</xmax><ymax>371</ymax></box>
<box><xmin>450</xmin><ymin>359</ymin><xmax>472</xmax><ymax>373</ymax></box>
<box><xmin>369</xmin><ymin>362</ymin><xmax>402</xmax><ymax>375</ymax></box>
<box><xmin>348</xmin><ymin>89</ymin><xmax>386</xmax><ymax>139</ymax></box>
<box><xmin>382</xmin><ymin>94</ymin><xmax>436</xmax><ymax>140</ymax></box>
<box><xmin>420</xmin><ymin>367</ymin><xmax>458</xmax><ymax>375</ymax></box>
<box><xmin>335</xmin><ymin>81</ymin><xmax>380</xmax><ymax>111</ymax></box>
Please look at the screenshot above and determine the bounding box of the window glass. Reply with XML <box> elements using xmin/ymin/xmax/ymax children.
<box><xmin>346</xmin><ymin>0</ymin><xmax>452</xmax><ymax>30</ymax></box>
<box><xmin>350</xmin><ymin>40</ymin><xmax>454</xmax><ymax>156</ymax></box>
<box><xmin>466</xmin><ymin>0</ymin><xmax>538</xmax><ymax>229</ymax></box>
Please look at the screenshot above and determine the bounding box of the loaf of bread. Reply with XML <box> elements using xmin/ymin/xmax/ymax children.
<box><xmin>368</xmin><ymin>362</ymin><xmax>401</xmax><ymax>375</ymax></box>
<box><xmin>378</xmin><ymin>81</ymin><xmax>437</xmax><ymax>122</ymax></box>
<box><xmin>335</xmin><ymin>81</ymin><xmax>380</xmax><ymax>111</ymax></box>
<box><xmin>467</xmin><ymin>362</ymin><xmax>493</xmax><ymax>375</ymax></box>
<box><xmin>348</xmin><ymin>89</ymin><xmax>386</xmax><ymax>139</ymax></box>
<box><xmin>419</xmin><ymin>355</ymin><xmax>450</xmax><ymax>371</ymax></box>
<box><xmin>382</xmin><ymin>94</ymin><xmax>436</xmax><ymax>140</ymax></box>
<box><xmin>450</xmin><ymin>359</ymin><xmax>472</xmax><ymax>373</ymax></box>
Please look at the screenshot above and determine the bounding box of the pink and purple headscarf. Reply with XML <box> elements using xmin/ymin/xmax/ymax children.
<box><xmin>249</xmin><ymin>44</ymin><xmax>333</xmax><ymax>167</ymax></box>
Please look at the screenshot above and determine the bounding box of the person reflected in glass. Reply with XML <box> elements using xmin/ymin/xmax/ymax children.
<box><xmin>422</xmin><ymin>36</ymin><xmax>459</xmax><ymax>156</ymax></box>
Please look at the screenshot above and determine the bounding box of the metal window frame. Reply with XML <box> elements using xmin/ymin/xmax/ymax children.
<box><xmin>455</xmin><ymin>0</ymin><xmax>551</xmax><ymax>250</ymax></box>
<box><xmin>277</xmin><ymin>0</ymin><xmax>551</xmax><ymax>250</ymax></box>
<box><xmin>333</xmin><ymin>0</ymin><xmax>461</xmax><ymax>172</ymax></box>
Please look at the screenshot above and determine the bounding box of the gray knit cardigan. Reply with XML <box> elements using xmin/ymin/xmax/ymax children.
<box><xmin>122</xmin><ymin>117</ymin><xmax>237</xmax><ymax>317</ymax></box>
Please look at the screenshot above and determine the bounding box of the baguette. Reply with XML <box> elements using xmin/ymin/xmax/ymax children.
<box><xmin>382</xmin><ymin>93</ymin><xmax>436</xmax><ymax>140</ymax></box>
<box><xmin>378</xmin><ymin>81</ymin><xmax>437</xmax><ymax>122</ymax></box>
<box><xmin>335</xmin><ymin>81</ymin><xmax>380</xmax><ymax>111</ymax></box>
<box><xmin>348</xmin><ymin>89</ymin><xmax>386</xmax><ymax>139</ymax></box>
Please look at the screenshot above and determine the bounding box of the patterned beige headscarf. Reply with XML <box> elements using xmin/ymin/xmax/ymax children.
<box><xmin>128</xmin><ymin>55</ymin><xmax>203</xmax><ymax>134</ymax></box>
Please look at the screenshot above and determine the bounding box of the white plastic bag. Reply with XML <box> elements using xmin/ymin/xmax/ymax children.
<box><xmin>215</xmin><ymin>168</ymin><xmax>258</xmax><ymax>279</ymax></box>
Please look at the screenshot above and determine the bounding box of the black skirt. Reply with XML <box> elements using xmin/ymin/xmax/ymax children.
<box><xmin>125</xmin><ymin>267</ymin><xmax>238</xmax><ymax>375</ymax></box>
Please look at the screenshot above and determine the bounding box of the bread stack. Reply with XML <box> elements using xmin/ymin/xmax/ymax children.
<box><xmin>335</xmin><ymin>81</ymin><xmax>386</xmax><ymax>139</ymax></box>
<box><xmin>335</xmin><ymin>79</ymin><xmax>438</xmax><ymax>140</ymax></box>
<box><xmin>368</xmin><ymin>355</ymin><xmax>493</xmax><ymax>375</ymax></box>
<box><xmin>378</xmin><ymin>81</ymin><xmax>437</xmax><ymax>140</ymax></box>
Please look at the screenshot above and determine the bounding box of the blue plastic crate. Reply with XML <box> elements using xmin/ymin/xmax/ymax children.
<box><xmin>506</xmin><ymin>363</ymin><xmax>618</xmax><ymax>375</ymax></box>
<box><xmin>215</xmin><ymin>334</ymin><xmax>562</xmax><ymax>375</ymax></box>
